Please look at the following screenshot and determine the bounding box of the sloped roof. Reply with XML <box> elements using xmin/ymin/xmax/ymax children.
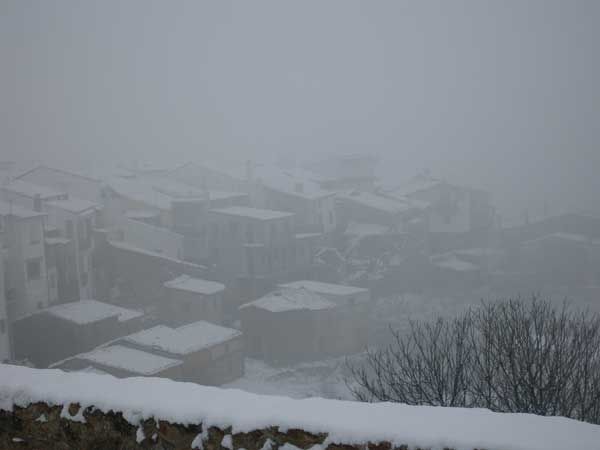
<box><xmin>45</xmin><ymin>198</ymin><xmax>99</xmax><ymax>214</ymax></box>
<box><xmin>210</xmin><ymin>206</ymin><xmax>294</xmax><ymax>221</ymax></box>
<box><xmin>43</xmin><ymin>300</ymin><xmax>143</xmax><ymax>324</ymax></box>
<box><xmin>0</xmin><ymin>201</ymin><xmax>46</xmax><ymax>219</ymax></box>
<box><xmin>279</xmin><ymin>280</ymin><xmax>369</xmax><ymax>297</ymax></box>
<box><xmin>79</xmin><ymin>345</ymin><xmax>182</xmax><ymax>375</ymax></box>
<box><xmin>164</xmin><ymin>275</ymin><xmax>225</xmax><ymax>296</ymax></box>
<box><xmin>240</xmin><ymin>288</ymin><xmax>336</xmax><ymax>313</ymax></box>
<box><xmin>1</xmin><ymin>179</ymin><xmax>67</xmax><ymax>200</ymax></box>
<box><xmin>122</xmin><ymin>321</ymin><xmax>241</xmax><ymax>356</ymax></box>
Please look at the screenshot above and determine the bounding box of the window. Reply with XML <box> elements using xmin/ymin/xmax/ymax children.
<box><xmin>246</xmin><ymin>251</ymin><xmax>254</xmax><ymax>276</ymax></box>
<box><xmin>49</xmin><ymin>273</ymin><xmax>57</xmax><ymax>289</ymax></box>
<box><xmin>78</xmin><ymin>218</ymin><xmax>92</xmax><ymax>250</ymax></box>
<box><xmin>245</xmin><ymin>224</ymin><xmax>254</xmax><ymax>243</ymax></box>
<box><xmin>229</xmin><ymin>221</ymin><xmax>238</xmax><ymax>238</ymax></box>
<box><xmin>0</xmin><ymin>217</ymin><xmax>4</xmax><ymax>233</ymax></box>
<box><xmin>65</xmin><ymin>220</ymin><xmax>74</xmax><ymax>239</ymax></box>
<box><xmin>26</xmin><ymin>258</ymin><xmax>41</xmax><ymax>281</ymax></box>
<box><xmin>0</xmin><ymin>319</ymin><xmax>5</xmax><ymax>334</ymax></box>
<box><xmin>80</xmin><ymin>271</ymin><xmax>89</xmax><ymax>287</ymax></box>
<box><xmin>29</xmin><ymin>222</ymin><xmax>40</xmax><ymax>244</ymax></box>
<box><xmin>329</xmin><ymin>211</ymin><xmax>335</xmax><ymax>225</ymax></box>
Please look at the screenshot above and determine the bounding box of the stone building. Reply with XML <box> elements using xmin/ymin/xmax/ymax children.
<box><xmin>92</xmin><ymin>231</ymin><xmax>208</xmax><ymax>308</ymax></box>
<box><xmin>12</xmin><ymin>299</ymin><xmax>146</xmax><ymax>367</ymax></box>
<box><xmin>161</xmin><ymin>275</ymin><xmax>226</xmax><ymax>326</ymax></box>
<box><xmin>240</xmin><ymin>287</ymin><xmax>368</xmax><ymax>363</ymax></box>
<box><xmin>386</xmin><ymin>174</ymin><xmax>495</xmax><ymax>234</ymax></box>
<box><xmin>114</xmin><ymin>321</ymin><xmax>244</xmax><ymax>385</ymax></box>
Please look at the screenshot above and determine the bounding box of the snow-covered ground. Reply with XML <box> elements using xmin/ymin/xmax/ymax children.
<box><xmin>226</xmin><ymin>288</ymin><xmax>600</xmax><ymax>401</ymax></box>
<box><xmin>225</xmin><ymin>357</ymin><xmax>356</xmax><ymax>400</ymax></box>
<box><xmin>226</xmin><ymin>293</ymin><xmax>482</xmax><ymax>400</ymax></box>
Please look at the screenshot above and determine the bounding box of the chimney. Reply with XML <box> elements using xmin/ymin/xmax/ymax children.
<box><xmin>33</xmin><ymin>194</ymin><xmax>42</xmax><ymax>212</ymax></box>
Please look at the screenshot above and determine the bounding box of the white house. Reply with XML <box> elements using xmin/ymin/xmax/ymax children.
<box><xmin>43</xmin><ymin>198</ymin><xmax>100</xmax><ymax>299</ymax></box>
<box><xmin>0</xmin><ymin>257</ymin><xmax>10</xmax><ymax>362</ymax></box>
<box><xmin>0</xmin><ymin>201</ymin><xmax>49</xmax><ymax>321</ymax></box>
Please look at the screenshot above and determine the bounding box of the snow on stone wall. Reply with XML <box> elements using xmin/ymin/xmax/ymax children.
<box><xmin>0</xmin><ymin>364</ymin><xmax>599</xmax><ymax>450</ymax></box>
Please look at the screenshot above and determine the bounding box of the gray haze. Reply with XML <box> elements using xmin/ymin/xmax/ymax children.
<box><xmin>2</xmin><ymin>0</ymin><xmax>599</xmax><ymax>218</ymax></box>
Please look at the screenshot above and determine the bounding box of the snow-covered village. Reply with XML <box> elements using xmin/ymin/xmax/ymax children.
<box><xmin>1</xmin><ymin>2</ymin><xmax>600</xmax><ymax>449</ymax></box>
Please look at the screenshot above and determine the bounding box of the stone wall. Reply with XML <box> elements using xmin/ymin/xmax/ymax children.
<box><xmin>0</xmin><ymin>402</ymin><xmax>398</xmax><ymax>450</ymax></box>
<box><xmin>1</xmin><ymin>364</ymin><xmax>597</xmax><ymax>450</ymax></box>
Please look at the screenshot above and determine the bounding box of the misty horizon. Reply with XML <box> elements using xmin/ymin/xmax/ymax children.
<box><xmin>2</xmin><ymin>0</ymin><xmax>599</xmax><ymax>220</ymax></box>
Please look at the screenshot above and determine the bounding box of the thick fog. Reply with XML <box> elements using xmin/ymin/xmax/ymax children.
<box><xmin>5</xmin><ymin>2</ymin><xmax>600</xmax><ymax>427</ymax></box>
<box><xmin>2</xmin><ymin>0</ymin><xmax>599</xmax><ymax>219</ymax></box>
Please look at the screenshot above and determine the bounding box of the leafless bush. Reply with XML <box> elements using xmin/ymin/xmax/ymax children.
<box><xmin>348</xmin><ymin>296</ymin><xmax>600</xmax><ymax>424</ymax></box>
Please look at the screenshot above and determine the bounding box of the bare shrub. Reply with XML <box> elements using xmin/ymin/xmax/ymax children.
<box><xmin>348</xmin><ymin>296</ymin><xmax>600</xmax><ymax>424</ymax></box>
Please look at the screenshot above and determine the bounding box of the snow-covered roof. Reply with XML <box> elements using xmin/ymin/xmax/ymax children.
<box><xmin>252</xmin><ymin>164</ymin><xmax>333</xmax><ymax>200</ymax></box>
<box><xmin>524</xmin><ymin>232</ymin><xmax>596</xmax><ymax>247</ymax></box>
<box><xmin>210</xmin><ymin>206</ymin><xmax>294</xmax><ymax>221</ymax></box>
<box><xmin>45</xmin><ymin>237</ymin><xmax>71</xmax><ymax>245</ymax></box>
<box><xmin>125</xmin><ymin>209</ymin><xmax>160</xmax><ymax>220</ymax></box>
<box><xmin>344</xmin><ymin>222</ymin><xmax>391</xmax><ymax>237</ymax></box>
<box><xmin>432</xmin><ymin>255</ymin><xmax>479</xmax><ymax>272</ymax></box>
<box><xmin>149</xmin><ymin>178</ymin><xmax>247</xmax><ymax>202</ymax></box>
<box><xmin>16</xmin><ymin>165</ymin><xmax>102</xmax><ymax>183</ymax></box>
<box><xmin>392</xmin><ymin>174</ymin><xmax>444</xmax><ymax>196</ymax></box>
<box><xmin>123</xmin><ymin>321</ymin><xmax>241</xmax><ymax>356</ymax></box>
<box><xmin>106</xmin><ymin>177</ymin><xmax>173</xmax><ymax>210</ymax></box>
<box><xmin>0</xmin><ymin>201</ymin><xmax>46</xmax><ymax>219</ymax></box>
<box><xmin>295</xmin><ymin>232</ymin><xmax>322</xmax><ymax>240</ymax></box>
<box><xmin>279</xmin><ymin>280</ymin><xmax>368</xmax><ymax>297</ymax></box>
<box><xmin>78</xmin><ymin>345</ymin><xmax>182</xmax><ymax>375</ymax></box>
<box><xmin>45</xmin><ymin>198</ymin><xmax>99</xmax><ymax>214</ymax></box>
<box><xmin>164</xmin><ymin>275</ymin><xmax>225</xmax><ymax>296</ymax></box>
<box><xmin>76</xmin><ymin>366</ymin><xmax>110</xmax><ymax>376</ymax></box>
<box><xmin>241</xmin><ymin>288</ymin><xmax>336</xmax><ymax>313</ymax></box>
<box><xmin>339</xmin><ymin>191</ymin><xmax>417</xmax><ymax>215</ymax></box>
<box><xmin>1</xmin><ymin>364</ymin><xmax>598</xmax><ymax>450</ymax></box>
<box><xmin>109</xmin><ymin>240</ymin><xmax>206</xmax><ymax>270</ymax></box>
<box><xmin>42</xmin><ymin>300</ymin><xmax>144</xmax><ymax>325</ymax></box>
<box><xmin>453</xmin><ymin>248</ymin><xmax>505</xmax><ymax>258</ymax></box>
<box><xmin>107</xmin><ymin>176</ymin><xmax>246</xmax><ymax>211</ymax></box>
<box><xmin>1</xmin><ymin>179</ymin><xmax>67</xmax><ymax>200</ymax></box>
<box><xmin>183</xmin><ymin>160</ymin><xmax>331</xmax><ymax>200</ymax></box>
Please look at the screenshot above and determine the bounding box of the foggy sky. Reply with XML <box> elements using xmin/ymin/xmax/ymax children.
<box><xmin>1</xmin><ymin>1</ymin><xmax>599</xmax><ymax>218</ymax></box>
